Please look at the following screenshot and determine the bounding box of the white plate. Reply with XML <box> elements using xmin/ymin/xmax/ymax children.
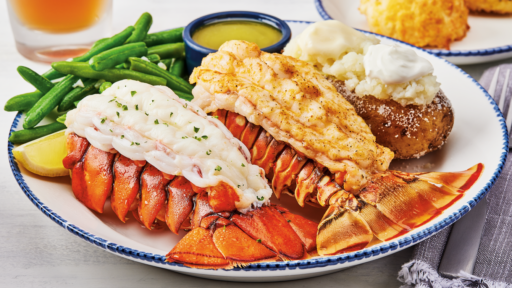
<box><xmin>8</xmin><ymin>21</ymin><xmax>508</xmax><ymax>282</ymax></box>
<box><xmin>314</xmin><ymin>0</ymin><xmax>512</xmax><ymax>65</ymax></box>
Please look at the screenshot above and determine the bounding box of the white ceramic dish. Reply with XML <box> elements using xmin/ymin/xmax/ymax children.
<box><xmin>314</xmin><ymin>0</ymin><xmax>512</xmax><ymax>65</ymax></box>
<box><xmin>8</xmin><ymin>21</ymin><xmax>508</xmax><ymax>282</ymax></box>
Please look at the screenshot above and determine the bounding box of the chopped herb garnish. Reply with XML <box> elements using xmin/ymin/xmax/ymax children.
<box><xmin>116</xmin><ymin>111</ymin><xmax>120</xmax><ymax>117</ymax></box>
<box><xmin>193</xmin><ymin>126</ymin><xmax>199</xmax><ymax>133</ymax></box>
<box><xmin>223</xmin><ymin>225</ymin><xmax>226</xmax><ymax>232</ymax></box>
<box><xmin>287</xmin><ymin>219</ymin><xmax>291</xmax><ymax>223</ymax></box>
<box><xmin>135</xmin><ymin>104</ymin><xmax>139</xmax><ymax>110</ymax></box>
<box><xmin>183</xmin><ymin>103</ymin><xmax>188</xmax><ymax>108</ymax></box>
<box><xmin>257</xmin><ymin>196</ymin><xmax>264</xmax><ymax>201</ymax></box>
<box><xmin>194</xmin><ymin>136</ymin><xmax>202</xmax><ymax>141</ymax></box>
<box><xmin>130</xmin><ymin>142</ymin><xmax>134</xmax><ymax>146</ymax></box>
<box><xmin>213</xmin><ymin>115</ymin><xmax>219</xmax><ymax>119</ymax></box>
<box><xmin>152</xmin><ymin>100</ymin><xmax>154</xmax><ymax>102</ymax></box>
<box><xmin>116</xmin><ymin>102</ymin><xmax>122</xmax><ymax>108</ymax></box>
<box><xmin>256</xmin><ymin>239</ymin><xmax>261</xmax><ymax>243</ymax></box>
<box><xmin>131</xmin><ymin>91</ymin><xmax>136</xmax><ymax>96</ymax></box>
<box><xmin>108</xmin><ymin>99</ymin><xmax>115</xmax><ymax>103</ymax></box>
<box><xmin>110</xmin><ymin>129</ymin><xmax>113</xmax><ymax>133</ymax></box>
<box><xmin>170</xmin><ymin>112</ymin><xmax>173</xmax><ymax>118</ymax></box>
<box><xmin>241</xmin><ymin>163</ymin><xmax>245</xmax><ymax>167</ymax></box>
<box><xmin>206</xmin><ymin>150</ymin><xmax>211</xmax><ymax>155</ymax></box>
<box><xmin>182</xmin><ymin>136</ymin><xmax>188</xmax><ymax>139</ymax></box>
<box><xmin>100</xmin><ymin>117</ymin><xmax>106</xmax><ymax>124</ymax></box>
<box><xmin>145</xmin><ymin>112</ymin><xmax>149</xmax><ymax>116</ymax></box>
<box><xmin>121</xmin><ymin>135</ymin><xmax>124</xmax><ymax>139</ymax></box>
<box><xmin>201</xmin><ymin>135</ymin><xmax>208</xmax><ymax>139</ymax></box>
<box><xmin>215</xmin><ymin>165</ymin><xmax>222</xmax><ymax>172</ymax></box>
<box><xmin>122</xmin><ymin>105</ymin><xmax>128</xmax><ymax>111</ymax></box>
<box><xmin>135</xmin><ymin>142</ymin><xmax>140</xmax><ymax>145</ymax></box>
<box><xmin>163</xmin><ymin>123</ymin><xmax>169</xmax><ymax>127</ymax></box>
<box><xmin>237</xmin><ymin>185</ymin><xmax>241</xmax><ymax>188</ymax></box>
<box><xmin>154</xmin><ymin>119</ymin><xmax>159</xmax><ymax>124</ymax></box>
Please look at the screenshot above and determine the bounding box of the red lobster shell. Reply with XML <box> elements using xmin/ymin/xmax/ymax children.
<box><xmin>63</xmin><ymin>132</ymin><xmax>318</xmax><ymax>269</ymax></box>
<box><xmin>211</xmin><ymin>109</ymin><xmax>483</xmax><ymax>256</ymax></box>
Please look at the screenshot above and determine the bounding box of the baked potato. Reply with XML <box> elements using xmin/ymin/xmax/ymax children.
<box><xmin>328</xmin><ymin>77</ymin><xmax>454</xmax><ymax>159</ymax></box>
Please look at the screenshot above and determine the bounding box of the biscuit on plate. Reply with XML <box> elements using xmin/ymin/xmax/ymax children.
<box><xmin>359</xmin><ymin>0</ymin><xmax>470</xmax><ymax>49</ymax></box>
<box><xmin>465</xmin><ymin>0</ymin><xmax>512</xmax><ymax>14</ymax></box>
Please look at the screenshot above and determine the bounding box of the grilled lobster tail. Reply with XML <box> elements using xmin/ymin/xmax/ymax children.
<box><xmin>63</xmin><ymin>133</ymin><xmax>318</xmax><ymax>268</ymax></box>
<box><xmin>212</xmin><ymin>109</ymin><xmax>483</xmax><ymax>256</ymax></box>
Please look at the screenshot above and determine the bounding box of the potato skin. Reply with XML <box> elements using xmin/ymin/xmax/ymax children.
<box><xmin>328</xmin><ymin>78</ymin><xmax>454</xmax><ymax>159</ymax></box>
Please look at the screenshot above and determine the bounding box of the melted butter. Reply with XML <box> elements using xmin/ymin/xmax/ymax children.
<box><xmin>192</xmin><ymin>20</ymin><xmax>282</xmax><ymax>50</ymax></box>
<box><xmin>363</xmin><ymin>44</ymin><xmax>434</xmax><ymax>84</ymax></box>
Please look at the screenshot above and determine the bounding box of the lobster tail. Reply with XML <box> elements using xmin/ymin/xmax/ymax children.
<box><xmin>316</xmin><ymin>165</ymin><xmax>483</xmax><ymax>255</ymax></box>
<box><xmin>212</xmin><ymin>109</ymin><xmax>483</xmax><ymax>257</ymax></box>
<box><xmin>65</xmin><ymin>133</ymin><xmax>319</xmax><ymax>269</ymax></box>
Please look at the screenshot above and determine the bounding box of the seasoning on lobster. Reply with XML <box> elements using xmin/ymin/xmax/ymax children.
<box><xmin>63</xmin><ymin>80</ymin><xmax>318</xmax><ymax>269</ymax></box>
<box><xmin>190</xmin><ymin>40</ymin><xmax>483</xmax><ymax>256</ymax></box>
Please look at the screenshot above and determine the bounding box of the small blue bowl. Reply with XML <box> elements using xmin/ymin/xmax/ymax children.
<box><xmin>183</xmin><ymin>11</ymin><xmax>292</xmax><ymax>74</ymax></box>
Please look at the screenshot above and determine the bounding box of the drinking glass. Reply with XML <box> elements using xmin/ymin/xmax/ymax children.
<box><xmin>6</xmin><ymin>0</ymin><xmax>112</xmax><ymax>63</ymax></box>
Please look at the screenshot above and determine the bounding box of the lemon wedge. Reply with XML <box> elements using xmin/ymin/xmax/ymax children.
<box><xmin>13</xmin><ymin>130</ymin><xmax>68</xmax><ymax>177</ymax></box>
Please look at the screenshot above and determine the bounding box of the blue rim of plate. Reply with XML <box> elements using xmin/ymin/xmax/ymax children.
<box><xmin>314</xmin><ymin>0</ymin><xmax>512</xmax><ymax>58</ymax></box>
<box><xmin>7</xmin><ymin>21</ymin><xmax>509</xmax><ymax>272</ymax></box>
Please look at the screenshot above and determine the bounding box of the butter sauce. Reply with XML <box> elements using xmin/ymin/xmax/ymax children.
<box><xmin>192</xmin><ymin>20</ymin><xmax>282</xmax><ymax>50</ymax></box>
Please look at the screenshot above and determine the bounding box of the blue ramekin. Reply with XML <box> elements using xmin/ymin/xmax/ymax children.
<box><xmin>183</xmin><ymin>11</ymin><xmax>292</xmax><ymax>74</ymax></box>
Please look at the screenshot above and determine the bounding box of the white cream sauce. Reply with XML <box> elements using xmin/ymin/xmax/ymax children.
<box><xmin>363</xmin><ymin>44</ymin><xmax>434</xmax><ymax>84</ymax></box>
<box><xmin>65</xmin><ymin>80</ymin><xmax>272</xmax><ymax>212</ymax></box>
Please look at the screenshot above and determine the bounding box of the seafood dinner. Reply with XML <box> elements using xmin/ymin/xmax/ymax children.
<box><xmin>63</xmin><ymin>80</ymin><xmax>319</xmax><ymax>269</ymax></box>
<box><xmin>190</xmin><ymin>40</ymin><xmax>483</xmax><ymax>257</ymax></box>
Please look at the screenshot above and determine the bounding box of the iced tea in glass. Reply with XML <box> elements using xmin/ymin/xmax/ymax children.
<box><xmin>7</xmin><ymin>0</ymin><xmax>112</xmax><ymax>63</ymax></box>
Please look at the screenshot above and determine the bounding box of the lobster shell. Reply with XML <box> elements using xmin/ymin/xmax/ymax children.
<box><xmin>63</xmin><ymin>133</ymin><xmax>318</xmax><ymax>269</ymax></box>
<box><xmin>212</xmin><ymin>109</ymin><xmax>483</xmax><ymax>256</ymax></box>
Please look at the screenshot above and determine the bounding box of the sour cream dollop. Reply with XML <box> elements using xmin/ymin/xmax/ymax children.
<box><xmin>363</xmin><ymin>44</ymin><xmax>434</xmax><ymax>84</ymax></box>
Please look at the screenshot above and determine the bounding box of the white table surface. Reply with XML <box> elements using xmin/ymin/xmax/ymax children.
<box><xmin>0</xmin><ymin>1</ymin><xmax>510</xmax><ymax>287</ymax></box>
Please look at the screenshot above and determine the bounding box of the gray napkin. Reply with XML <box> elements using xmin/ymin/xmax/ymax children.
<box><xmin>398</xmin><ymin>64</ymin><xmax>512</xmax><ymax>288</ymax></box>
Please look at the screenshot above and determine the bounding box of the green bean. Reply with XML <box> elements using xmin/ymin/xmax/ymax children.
<box><xmin>126</xmin><ymin>12</ymin><xmax>153</xmax><ymax>44</ymax></box>
<box><xmin>99</xmin><ymin>81</ymin><xmax>112</xmax><ymax>93</ymax></box>
<box><xmin>74</xmin><ymin>26</ymin><xmax>135</xmax><ymax>62</ymax></box>
<box><xmin>42</xmin><ymin>69</ymin><xmax>66</xmax><ymax>81</ymax></box>
<box><xmin>115</xmin><ymin>62</ymin><xmax>130</xmax><ymax>69</ymax></box>
<box><xmin>40</xmin><ymin>26</ymin><xmax>135</xmax><ymax>81</ymax></box>
<box><xmin>160</xmin><ymin>58</ymin><xmax>174</xmax><ymax>69</ymax></box>
<box><xmin>23</xmin><ymin>75</ymin><xmax>79</xmax><ymax>129</ymax></box>
<box><xmin>56</xmin><ymin>114</ymin><xmax>66</xmax><ymax>123</ymax></box>
<box><xmin>89</xmin><ymin>42</ymin><xmax>147</xmax><ymax>71</ymax></box>
<box><xmin>143</xmin><ymin>27</ymin><xmax>184</xmax><ymax>47</ymax></box>
<box><xmin>170</xmin><ymin>58</ymin><xmax>185</xmax><ymax>77</ymax></box>
<box><xmin>58</xmin><ymin>78</ymin><xmax>99</xmax><ymax>112</ymax></box>
<box><xmin>147</xmin><ymin>43</ymin><xmax>184</xmax><ymax>59</ymax></box>
<box><xmin>146</xmin><ymin>54</ymin><xmax>160</xmax><ymax>63</ymax></box>
<box><xmin>9</xmin><ymin>122</ymin><xmax>67</xmax><ymax>144</ymax></box>
<box><xmin>91</xmin><ymin>37</ymin><xmax>108</xmax><ymax>50</ymax></box>
<box><xmin>52</xmin><ymin>62</ymin><xmax>166</xmax><ymax>86</ymax></box>
<box><xmin>174</xmin><ymin>90</ymin><xmax>194</xmax><ymax>101</ymax></box>
<box><xmin>129</xmin><ymin>57</ymin><xmax>192</xmax><ymax>93</ymax></box>
<box><xmin>17</xmin><ymin>66</ymin><xmax>54</xmax><ymax>93</ymax></box>
<box><xmin>4</xmin><ymin>91</ymin><xmax>43</xmax><ymax>112</ymax></box>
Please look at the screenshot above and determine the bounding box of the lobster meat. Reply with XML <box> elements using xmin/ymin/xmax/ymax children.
<box><xmin>190</xmin><ymin>40</ymin><xmax>483</xmax><ymax>256</ymax></box>
<box><xmin>62</xmin><ymin>80</ymin><xmax>319</xmax><ymax>269</ymax></box>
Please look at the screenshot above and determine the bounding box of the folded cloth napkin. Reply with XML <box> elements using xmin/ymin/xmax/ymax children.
<box><xmin>398</xmin><ymin>64</ymin><xmax>512</xmax><ymax>288</ymax></box>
